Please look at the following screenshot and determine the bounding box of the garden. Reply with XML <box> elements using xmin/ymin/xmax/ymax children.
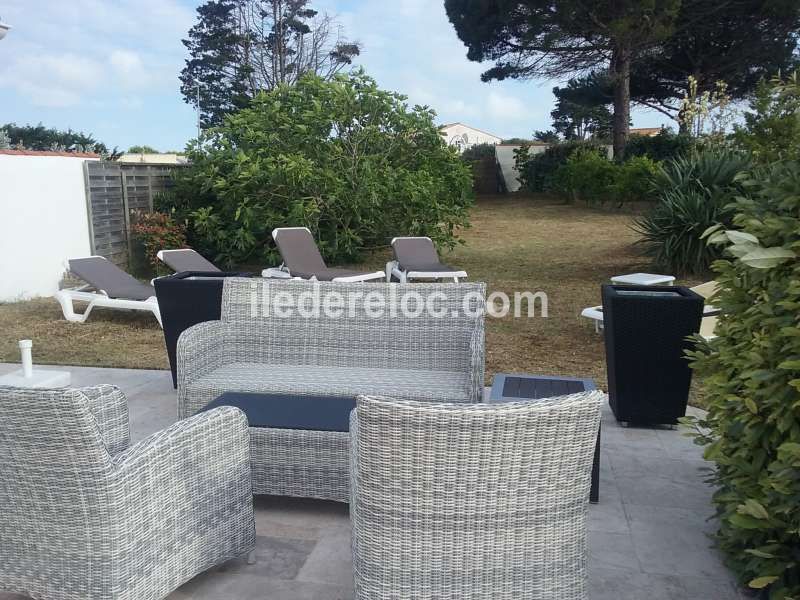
<box><xmin>1</xmin><ymin>67</ymin><xmax>799</xmax><ymax>598</ymax></box>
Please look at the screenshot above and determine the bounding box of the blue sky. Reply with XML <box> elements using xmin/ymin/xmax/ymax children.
<box><xmin>0</xmin><ymin>0</ymin><xmax>667</xmax><ymax>152</ymax></box>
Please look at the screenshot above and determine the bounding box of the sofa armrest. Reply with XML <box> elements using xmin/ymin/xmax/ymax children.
<box><xmin>177</xmin><ymin>320</ymin><xmax>230</xmax><ymax>416</ymax></box>
<box><xmin>468</xmin><ymin>308</ymin><xmax>485</xmax><ymax>403</ymax></box>
<box><xmin>81</xmin><ymin>384</ymin><xmax>130</xmax><ymax>455</ymax></box>
<box><xmin>112</xmin><ymin>406</ymin><xmax>255</xmax><ymax>571</ymax></box>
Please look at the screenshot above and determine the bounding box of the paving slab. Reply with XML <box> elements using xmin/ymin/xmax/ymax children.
<box><xmin>0</xmin><ymin>363</ymin><xmax>744</xmax><ymax>599</ymax></box>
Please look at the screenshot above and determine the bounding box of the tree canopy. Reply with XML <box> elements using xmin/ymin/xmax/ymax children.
<box><xmin>444</xmin><ymin>0</ymin><xmax>800</xmax><ymax>155</ymax></box>
<box><xmin>127</xmin><ymin>145</ymin><xmax>160</xmax><ymax>154</ymax></box>
<box><xmin>181</xmin><ymin>0</ymin><xmax>360</xmax><ymax>127</ymax></box>
<box><xmin>0</xmin><ymin>122</ymin><xmax>113</xmax><ymax>155</ymax></box>
<box><xmin>551</xmin><ymin>77</ymin><xmax>613</xmax><ymax>140</ymax></box>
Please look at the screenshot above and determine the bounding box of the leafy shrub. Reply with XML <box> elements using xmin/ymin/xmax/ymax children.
<box><xmin>460</xmin><ymin>142</ymin><xmax>496</xmax><ymax>162</ymax></box>
<box><xmin>634</xmin><ymin>149</ymin><xmax>751</xmax><ymax>274</ymax></box>
<box><xmin>687</xmin><ymin>162</ymin><xmax>800</xmax><ymax>598</ymax></box>
<box><xmin>625</xmin><ymin>129</ymin><xmax>694</xmax><ymax>161</ymax></box>
<box><xmin>169</xmin><ymin>71</ymin><xmax>472</xmax><ymax>267</ymax></box>
<box><xmin>516</xmin><ymin>140</ymin><xmax>607</xmax><ymax>193</ymax></box>
<box><xmin>549</xmin><ymin>152</ymin><xmax>658</xmax><ymax>205</ymax></box>
<box><xmin>611</xmin><ymin>156</ymin><xmax>659</xmax><ymax>203</ymax></box>
<box><xmin>130</xmin><ymin>210</ymin><xmax>187</xmax><ymax>271</ymax></box>
<box><xmin>549</xmin><ymin>149</ymin><xmax>618</xmax><ymax>204</ymax></box>
<box><xmin>733</xmin><ymin>72</ymin><xmax>800</xmax><ymax>165</ymax></box>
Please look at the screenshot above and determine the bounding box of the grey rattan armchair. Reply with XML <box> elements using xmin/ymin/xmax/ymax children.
<box><xmin>0</xmin><ymin>384</ymin><xmax>256</xmax><ymax>600</ymax></box>
<box><xmin>350</xmin><ymin>392</ymin><xmax>604</xmax><ymax>600</ymax></box>
<box><xmin>177</xmin><ymin>279</ymin><xmax>486</xmax><ymax>418</ymax></box>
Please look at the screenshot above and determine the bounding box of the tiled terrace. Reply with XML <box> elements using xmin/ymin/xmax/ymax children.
<box><xmin>0</xmin><ymin>364</ymin><xmax>745</xmax><ymax>600</ymax></box>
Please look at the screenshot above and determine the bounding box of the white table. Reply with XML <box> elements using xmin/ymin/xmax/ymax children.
<box><xmin>609</xmin><ymin>273</ymin><xmax>675</xmax><ymax>286</ymax></box>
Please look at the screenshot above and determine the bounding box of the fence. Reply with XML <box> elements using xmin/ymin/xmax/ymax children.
<box><xmin>83</xmin><ymin>162</ymin><xmax>178</xmax><ymax>268</ymax></box>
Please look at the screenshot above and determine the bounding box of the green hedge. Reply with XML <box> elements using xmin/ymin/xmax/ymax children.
<box><xmin>515</xmin><ymin>140</ymin><xmax>607</xmax><ymax>193</ymax></box>
<box><xmin>688</xmin><ymin>162</ymin><xmax>800</xmax><ymax>599</ymax></box>
<box><xmin>549</xmin><ymin>151</ymin><xmax>658</xmax><ymax>205</ymax></box>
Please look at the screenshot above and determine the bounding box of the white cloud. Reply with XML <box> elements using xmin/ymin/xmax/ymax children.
<box><xmin>1</xmin><ymin>53</ymin><xmax>104</xmax><ymax>107</ymax></box>
<box><xmin>109</xmin><ymin>49</ymin><xmax>150</xmax><ymax>89</ymax></box>
<box><xmin>487</xmin><ymin>90</ymin><xmax>528</xmax><ymax>121</ymax></box>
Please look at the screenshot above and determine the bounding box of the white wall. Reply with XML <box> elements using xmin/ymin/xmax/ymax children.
<box><xmin>0</xmin><ymin>155</ymin><xmax>95</xmax><ymax>301</ymax></box>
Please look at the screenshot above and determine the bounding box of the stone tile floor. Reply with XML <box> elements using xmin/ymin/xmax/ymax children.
<box><xmin>0</xmin><ymin>364</ymin><xmax>747</xmax><ymax>600</ymax></box>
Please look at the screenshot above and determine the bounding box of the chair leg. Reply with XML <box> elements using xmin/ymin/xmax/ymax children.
<box><xmin>246</xmin><ymin>550</ymin><xmax>257</xmax><ymax>565</ymax></box>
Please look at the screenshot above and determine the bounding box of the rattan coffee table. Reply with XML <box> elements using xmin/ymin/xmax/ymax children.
<box><xmin>203</xmin><ymin>392</ymin><xmax>355</xmax><ymax>502</ymax></box>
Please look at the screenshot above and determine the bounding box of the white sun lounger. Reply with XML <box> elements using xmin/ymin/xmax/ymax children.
<box><xmin>386</xmin><ymin>237</ymin><xmax>467</xmax><ymax>283</ymax></box>
<box><xmin>54</xmin><ymin>256</ymin><xmax>162</xmax><ymax>326</ymax></box>
<box><xmin>157</xmin><ymin>248</ymin><xmax>220</xmax><ymax>273</ymax></box>
<box><xmin>268</xmin><ymin>227</ymin><xmax>385</xmax><ymax>282</ymax></box>
<box><xmin>581</xmin><ymin>281</ymin><xmax>719</xmax><ymax>339</ymax></box>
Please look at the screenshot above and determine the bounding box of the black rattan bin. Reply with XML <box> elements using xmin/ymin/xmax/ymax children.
<box><xmin>601</xmin><ymin>284</ymin><xmax>704</xmax><ymax>425</ymax></box>
<box><xmin>154</xmin><ymin>271</ymin><xmax>251</xmax><ymax>388</ymax></box>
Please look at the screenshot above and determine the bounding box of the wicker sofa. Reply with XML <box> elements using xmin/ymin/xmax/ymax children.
<box><xmin>0</xmin><ymin>384</ymin><xmax>255</xmax><ymax>600</ymax></box>
<box><xmin>177</xmin><ymin>278</ymin><xmax>486</xmax><ymax>419</ymax></box>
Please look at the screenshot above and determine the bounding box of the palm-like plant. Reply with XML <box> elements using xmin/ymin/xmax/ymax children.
<box><xmin>634</xmin><ymin>149</ymin><xmax>751</xmax><ymax>275</ymax></box>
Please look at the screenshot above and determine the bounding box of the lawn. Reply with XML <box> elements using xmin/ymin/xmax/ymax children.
<box><xmin>0</xmin><ymin>194</ymin><xmax>703</xmax><ymax>391</ymax></box>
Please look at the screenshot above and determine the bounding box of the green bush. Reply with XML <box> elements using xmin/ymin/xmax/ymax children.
<box><xmin>169</xmin><ymin>71</ymin><xmax>473</xmax><ymax>267</ymax></box>
<box><xmin>515</xmin><ymin>140</ymin><xmax>607</xmax><ymax>193</ymax></box>
<box><xmin>625</xmin><ymin>129</ymin><xmax>694</xmax><ymax>161</ymax></box>
<box><xmin>549</xmin><ymin>149</ymin><xmax>617</xmax><ymax>204</ymax></box>
<box><xmin>612</xmin><ymin>155</ymin><xmax>659</xmax><ymax>203</ymax></box>
<box><xmin>460</xmin><ymin>142</ymin><xmax>496</xmax><ymax>162</ymax></box>
<box><xmin>687</xmin><ymin>162</ymin><xmax>800</xmax><ymax>599</ymax></box>
<box><xmin>549</xmin><ymin>152</ymin><xmax>658</xmax><ymax>205</ymax></box>
<box><xmin>634</xmin><ymin>149</ymin><xmax>751</xmax><ymax>274</ymax></box>
<box><xmin>733</xmin><ymin>72</ymin><xmax>800</xmax><ymax>165</ymax></box>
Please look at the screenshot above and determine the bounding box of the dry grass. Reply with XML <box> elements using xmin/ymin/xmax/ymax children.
<box><xmin>0</xmin><ymin>194</ymin><xmax>704</xmax><ymax>394</ymax></box>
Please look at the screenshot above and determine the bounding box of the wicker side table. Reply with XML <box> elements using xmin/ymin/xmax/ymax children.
<box><xmin>202</xmin><ymin>392</ymin><xmax>355</xmax><ymax>502</ymax></box>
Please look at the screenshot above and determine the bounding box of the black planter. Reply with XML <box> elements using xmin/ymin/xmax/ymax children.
<box><xmin>154</xmin><ymin>271</ymin><xmax>251</xmax><ymax>388</ymax></box>
<box><xmin>602</xmin><ymin>284</ymin><xmax>704</xmax><ymax>425</ymax></box>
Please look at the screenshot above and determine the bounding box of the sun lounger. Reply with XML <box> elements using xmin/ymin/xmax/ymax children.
<box><xmin>268</xmin><ymin>227</ymin><xmax>385</xmax><ymax>282</ymax></box>
<box><xmin>385</xmin><ymin>236</ymin><xmax>467</xmax><ymax>282</ymax></box>
<box><xmin>581</xmin><ymin>280</ymin><xmax>719</xmax><ymax>340</ymax></box>
<box><xmin>54</xmin><ymin>256</ymin><xmax>162</xmax><ymax>326</ymax></box>
<box><xmin>157</xmin><ymin>249</ymin><xmax>220</xmax><ymax>273</ymax></box>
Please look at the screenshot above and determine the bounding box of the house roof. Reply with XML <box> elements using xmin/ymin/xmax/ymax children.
<box><xmin>438</xmin><ymin>122</ymin><xmax>502</xmax><ymax>140</ymax></box>
<box><xmin>630</xmin><ymin>127</ymin><xmax>662</xmax><ymax>136</ymax></box>
<box><xmin>0</xmin><ymin>149</ymin><xmax>100</xmax><ymax>158</ymax></box>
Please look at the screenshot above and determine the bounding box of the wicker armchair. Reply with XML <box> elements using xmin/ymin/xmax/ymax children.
<box><xmin>177</xmin><ymin>279</ymin><xmax>486</xmax><ymax>418</ymax></box>
<box><xmin>0</xmin><ymin>384</ymin><xmax>256</xmax><ymax>600</ymax></box>
<box><xmin>350</xmin><ymin>392</ymin><xmax>604</xmax><ymax>600</ymax></box>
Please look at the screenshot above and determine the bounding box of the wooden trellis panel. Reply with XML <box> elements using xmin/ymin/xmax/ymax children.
<box><xmin>84</xmin><ymin>161</ymin><xmax>178</xmax><ymax>268</ymax></box>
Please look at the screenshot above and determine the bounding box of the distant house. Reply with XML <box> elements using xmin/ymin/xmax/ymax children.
<box><xmin>116</xmin><ymin>152</ymin><xmax>188</xmax><ymax>165</ymax></box>
<box><xmin>630</xmin><ymin>127</ymin><xmax>663</xmax><ymax>137</ymax></box>
<box><xmin>439</xmin><ymin>122</ymin><xmax>502</xmax><ymax>151</ymax></box>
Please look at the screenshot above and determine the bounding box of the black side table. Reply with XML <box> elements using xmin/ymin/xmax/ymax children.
<box><xmin>488</xmin><ymin>373</ymin><xmax>601</xmax><ymax>503</ymax></box>
<box><xmin>154</xmin><ymin>271</ymin><xmax>251</xmax><ymax>388</ymax></box>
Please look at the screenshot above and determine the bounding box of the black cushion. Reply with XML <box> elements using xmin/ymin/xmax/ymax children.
<box><xmin>203</xmin><ymin>392</ymin><xmax>356</xmax><ymax>432</ymax></box>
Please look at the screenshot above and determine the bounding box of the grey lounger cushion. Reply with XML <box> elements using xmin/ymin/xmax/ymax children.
<box><xmin>274</xmin><ymin>228</ymin><xmax>379</xmax><ymax>280</ymax></box>
<box><xmin>392</xmin><ymin>237</ymin><xmax>461</xmax><ymax>273</ymax></box>
<box><xmin>68</xmin><ymin>256</ymin><xmax>155</xmax><ymax>300</ymax></box>
<box><xmin>159</xmin><ymin>249</ymin><xmax>220</xmax><ymax>272</ymax></box>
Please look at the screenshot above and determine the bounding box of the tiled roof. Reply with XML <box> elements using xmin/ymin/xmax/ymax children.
<box><xmin>0</xmin><ymin>149</ymin><xmax>101</xmax><ymax>158</ymax></box>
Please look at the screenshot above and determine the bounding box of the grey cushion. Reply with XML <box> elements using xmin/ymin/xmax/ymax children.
<box><xmin>159</xmin><ymin>249</ymin><xmax>220</xmax><ymax>273</ymax></box>
<box><xmin>392</xmin><ymin>237</ymin><xmax>459</xmax><ymax>272</ymax></box>
<box><xmin>186</xmin><ymin>363</ymin><xmax>473</xmax><ymax>407</ymax></box>
<box><xmin>68</xmin><ymin>257</ymin><xmax>155</xmax><ymax>300</ymax></box>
